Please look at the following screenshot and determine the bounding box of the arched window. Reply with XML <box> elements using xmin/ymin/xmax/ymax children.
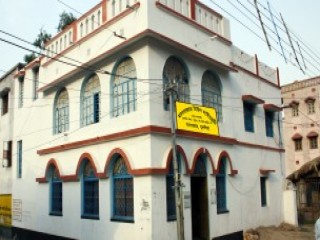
<box><xmin>202</xmin><ymin>71</ymin><xmax>222</xmax><ymax>121</ymax></box>
<box><xmin>48</xmin><ymin>165</ymin><xmax>62</xmax><ymax>216</ymax></box>
<box><xmin>112</xmin><ymin>156</ymin><xmax>134</xmax><ymax>221</ymax></box>
<box><xmin>166</xmin><ymin>153</ymin><xmax>182</xmax><ymax>220</ymax></box>
<box><xmin>91</xmin><ymin>15</ymin><xmax>95</xmax><ymax>31</ymax></box>
<box><xmin>80</xmin><ymin>23</ymin><xmax>83</xmax><ymax>38</ymax></box>
<box><xmin>163</xmin><ymin>57</ymin><xmax>189</xmax><ymax>110</ymax></box>
<box><xmin>112</xmin><ymin>57</ymin><xmax>137</xmax><ymax>117</ymax></box>
<box><xmin>81</xmin><ymin>161</ymin><xmax>99</xmax><ymax>219</ymax></box>
<box><xmin>85</xmin><ymin>18</ymin><xmax>89</xmax><ymax>34</ymax></box>
<box><xmin>81</xmin><ymin>75</ymin><xmax>100</xmax><ymax>126</ymax></box>
<box><xmin>97</xmin><ymin>11</ymin><xmax>101</xmax><ymax>25</ymax></box>
<box><xmin>54</xmin><ymin>88</ymin><xmax>69</xmax><ymax>134</ymax></box>
<box><xmin>216</xmin><ymin>157</ymin><xmax>227</xmax><ymax>213</ymax></box>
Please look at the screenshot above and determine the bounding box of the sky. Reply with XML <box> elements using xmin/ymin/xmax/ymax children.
<box><xmin>0</xmin><ymin>0</ymin><xmax>319</xmax><ymax>85</ymax></box>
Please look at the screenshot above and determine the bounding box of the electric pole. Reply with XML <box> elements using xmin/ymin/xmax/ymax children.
<box><xmin>165</xmin><ymin>79</ymin><xmax>185</xmax><ymax>240</ymax></box>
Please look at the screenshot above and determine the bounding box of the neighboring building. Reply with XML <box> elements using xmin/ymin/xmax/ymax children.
<box><xmin>2</xmin><ymin>0</ymin><xmax>284</xmax><ymax>239</ymax></box>
<box><xmin>0</xmin><ymin>63</ymin><xmax>24</xmax><ymax>238</ymax></box>
<box><xmin>282</xmin><ymin>77</ymin><xmax>320</xmax><ymax>224</ymax></box>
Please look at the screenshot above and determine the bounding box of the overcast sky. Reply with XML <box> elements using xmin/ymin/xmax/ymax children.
<box><xmin>0</xmin><ymin>0</ymin><xmax>319</xmax><ymax>85</ymax></box>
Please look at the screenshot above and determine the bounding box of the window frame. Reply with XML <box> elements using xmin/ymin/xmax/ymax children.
<box><xmin>49</xmin><ymin>167</ymin><xmax>63</xmax><ymax>216</ymax></box>
<box><xmin>307</xmin><ymin>100</ymin><xmax>315</xmax><ymax>114</ymax></box>
<box><xmin>265</xmin><ymin>110</ymin><xmax>274</xmax><ymax>137</ymax></box>
<box><xmin>33</xmin><ymin>67</ymin><xmax>39</xmax><ymax>100</ymax></box>
<box><xmin>243</xmin><ymin>102</ymin><xmax>255</xmax><ymax>132</ymax></box>
<box><xmin>81</xmin><ymin>75</ymin><xmax>101</xmax><ymax>127</ymax></box>
<box><xmin>54</xmin><ymin>88</ymin><xmax>69</xmax><ymax>134</ymax></box>
<box><xmin>216</xmin><ymin>158</ymin><xmax>228</xmax><ymax>214</ymax></box>
<box><xmin>260</xmin><ymin>176</ymin><xmax>267</xmax><ymax>207</ymax></box>
<box><xmin>111</xmin><ymin>157</ymin><xmax>134</xmax><ymax>222</ymax></box>
<box><xmin>291</xmin><ymin>104</ymin><xmax>299</xmax><ymax>117</ymax></box>
<box><xmin>17</xmin><ymin>140</ymin><xmax>22</xmax><ymax>178</ymax></box>
<box><xmin>1</xmin><ymin>92</ymin><xmax>9</xmax><ymax>115</ymax></box>
<box><xmin>18</xmin><ymin>77</ymin><xmax>24</xmax><ymax>108</ymax></box>
<box><xmin>81</xmin><ymin>162</ymin><xmax>99</xmax><ymax>220</ymax></box>
<box><xmin>309</xmin><ymin>136</ymin><xmax>318</xmax><ymax>149</ymax></box>
<box><xmin>201</xmin><ymin>71</ymin><xmax>222</xmax><ymax>121</ymax></box>
<box><xmin>294</xmin><ymin>138</ymin><xmax>302</xmax><ymax>151</ymax></box>
<box><xmin>112</xmin><ymin>57</ymin><xmax>137</xmax><ymax>117</ymax></box>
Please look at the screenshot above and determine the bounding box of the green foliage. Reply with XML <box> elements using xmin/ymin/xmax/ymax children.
<box><xmin>23</xmin><ymin>53</ymin><xmax>36</xmax><ymax>64</ymax></box>
<box><xmin>33</xmin><ymin>28</ymin><xmax>52</xmax><ymax>50</ymax></box>
<box><xmin>57</xmin><ymin>11</ymin><xmax>77</xmax><ymax>32</ymax></box>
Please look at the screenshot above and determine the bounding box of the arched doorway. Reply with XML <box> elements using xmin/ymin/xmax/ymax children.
<box><xmin>191</xmin><ymin>154</ymin><xmax>209</xmax><ymax>240</ymax></box>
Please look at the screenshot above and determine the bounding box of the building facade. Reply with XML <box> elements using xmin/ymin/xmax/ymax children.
<box><xmin>0</xmin><ymin>63</ymin><xmax>24</xmax><ymax>238</ymax></box>
<box><xmin>282</xmin><ymin>77</ymin><xmax>320</xmax><ymax>223</ymax></box>
<box><xmin>1</xmin><ymin>0</ymin><xmax>285</xmax><ymax>239</ymax></box>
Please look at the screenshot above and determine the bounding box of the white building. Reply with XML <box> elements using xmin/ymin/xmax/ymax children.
<box><xmin>2</xmin><ymin>0</ymin><xmax>286</xmax><ymax>239</ymax></box>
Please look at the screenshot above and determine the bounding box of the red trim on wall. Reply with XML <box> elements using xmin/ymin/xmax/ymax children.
<box><xmin>104</xmin><ymin>148</ymin><xmax>133</xmax><ymax>176</ymax></box>
<box><xmin>191</xmin><ymin>148</ymin><xmax>216</xmax><ymax>175</ymax></box>
<box><xmin>231</xmin><ymin>63</ymin><xmax>281</xmax><ymax>89</ymax></box>
<box><xmin>190</xmin><ymin>0</ymin><xmax>197</xmax><ymax>20</ymax></box>
<box><xmin>196</xmin><ymin>1</ymin><xmax>223</xmax><ymax>18</ymax></box>
<box><xmin>75</xmin><ymin>152</ymin><xmax>99</xmax><ymax>177</ymax></box>
<box><xmin>263</xmin><ymin>104</ymin><xmax>282</xmax><ymax>112</ymax></box>
<box><xmin>37</xmin><ymin>125</ymin><xmax>284</xmax><ymax>156</ymax></box>
<box><xmin>259</xmin><ymin>169</ymin><xmax>275</xmax><ymax>175</ymax></box>
<box><xmin>291</xmin><ymin>133</ymin><xmax>302</xmax><ymax>140</ymax></box>
<box><xmin>242</xmin><ymin>95</ymin><xmax>265</xmax><ymax>105</ymax></box>
<box><xmin>216</xmin><ymin>151</ymin><xmax>238</xmax><ymax>175</ymax></box>
<box><xmin>14</xmin><ymin>70</ymin><xmax>25</xmax><ymax>79</ymax></box>
<box><xmin>102</xmin><ymin>0</ymin><xmax>107</xmax><ymax>22</ymax></box>
<box><xmin>72</xmin><ymin>22</ymin><xmax>77</xmax><ymax>43</ymax></box>
<box><xmin>24</xmin><ymin>59</ymin><xmax>40</xmax><ymax>71</ymax></box>
<box><xmin>42</xmin><ymin>2</ymin><xmax>140</xmax><ymax>68</ymax></box>
<box><xmin>165</xmin><ymin>145</ymin><xmax>190</xmax><ymax>174</ymax></box>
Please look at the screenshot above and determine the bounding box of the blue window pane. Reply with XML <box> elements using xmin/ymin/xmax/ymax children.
<box><xmin>244</xmin><ymin>102</ymin><xmax>255</xmax><ymax>132</ymax></box>
<box><xmin>112</xmin><ymin>157</ymin><xmax>134</xmax><ymax>221</ymax></box>
<box><xmin>82</xmin><ymin>163</ymin><xmax>99</xmax><ymax>219</ymax></box>
<box><xmin>216</xmin><ymin>159</ymin><xmax>227</xmax><ymax>213</ymax></box>
<box><xmin>265</xmin><ymin>111</ymin><xmax>274</xmax><ymax>137</ymax></box>
<box><xmin>17</xmin><ymin>141</ymin><xmax>22</xmax><ymax>178</ymax></box>
<box><xmin>84</xmin><ymin>180</ymin><xmax>99</xmax><ymax>216</ymax></box>
<box><xmin>260</xmin><ymin>177</ymin><xmax>267</xmax><ymax>207</ymax></box>
<box><xmin>166</xmin><ymin>166</ymin><xmax>176</xmax><ymax>220</ymax></box>
<box><xmin>51</xmin><ymin>181</ymin><xmax>62</xmax><ymax>215</ymax></box>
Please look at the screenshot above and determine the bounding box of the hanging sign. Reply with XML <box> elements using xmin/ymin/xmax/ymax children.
<box><xmin>175</xmin><ymin>102</ymin><xmax>219</xmax><ymax>136</ymax></box>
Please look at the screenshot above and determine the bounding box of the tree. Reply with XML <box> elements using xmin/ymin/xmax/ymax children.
<box><xmin>23</xmin><ymin>53</ymin><xmax>37</xmax><ymax>64</ymax></box>
<box><xmin>23</xmin><ymin>28</ymin><xmax>51</xmax><ymax>64</ymax></box>
<box><xmin>57</xmin><ymin>11</ymin><xmax>77</xmax><ymax>32</ymax></box>
<box><xmin>33</xmin><ymin>28</ymin><xmax>52</xmax><ymax>50</ymax></box>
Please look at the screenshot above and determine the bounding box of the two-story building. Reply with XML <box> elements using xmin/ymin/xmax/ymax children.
<box><xmin>1</xmin><ymin>0</ymin><xmax>286</xmax><ymax>239</ymax></box>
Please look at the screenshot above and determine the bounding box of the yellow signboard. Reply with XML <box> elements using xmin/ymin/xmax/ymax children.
<box><xmin>176</xmin><ymin>102</ymin><xmax>219</xmax><ymax>136</ymax></box>
<box><xmin>0</xmin><ymin>194</ymin><xmax>12</xmax><ymax>227</ymax></box>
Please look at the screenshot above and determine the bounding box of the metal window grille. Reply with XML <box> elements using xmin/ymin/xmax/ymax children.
<box><xmin>81</xmin><ymin>75</ymin><xmax>100</xmax><ymax>126</ymax></box>
<box><xmin>113</xmin><ymin>58</ymin><xmax>137</xmax><ymax>117</ymax></box>
<box><xmin>50</xmin><ymin>168</ymin><xmax>62</xmax><ymax>215</ymax></box>
<box><xmin>163</xmin><ymin>57</ymin><xmax>189</xmax><ymax>111</ymax></box>
<box><xmin>112</xmin><ymin>157</ymin><xmax>134</xmax><ymax>220</ymax></box>
<box><xmin>201</xmin><ymin>71</ymin><xmax>222</xmax><ymax>121</ymax></box>
<box><xmin>55</xmin><ymin>89</ymin><xmax>69</xmax><ymax>134</ymax></box>
<box><xmin>82</xmin><ymin>163</ymin><xmax>99</xmax><ymax>218</ymax></box>
<box><xmin>310</xmin><ymin>137</ymin><xmax>318</xmax><ymax>149</ymax></box>
<box><xmin>295</xmin><ymin>139</ymin><xmax>302</xmax><ymax>151</ymax></box>
<box><xmin>216</xmin><ymin>159</ymin><xmax>227</xmax><ymax>213</ymax></box>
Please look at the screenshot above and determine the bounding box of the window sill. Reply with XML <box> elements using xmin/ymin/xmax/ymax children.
<box><xmin>49</xmin><ymin>212</ymin><xmax>63</xmax><ymax>217</ymax></box>
<box><xmin>217</xmin><ymin>209</ymin><xmax>229</xmax><ymax>215</ymax></box>
<box><xmin>81</xmin><ymin>214</ymin><xmax>99</xmax><ymax>220</ymax></box>
<box><xmin>111</xmin><ymin>217</ymin><xmax>134</xmax><ymax>223</ymax></box>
